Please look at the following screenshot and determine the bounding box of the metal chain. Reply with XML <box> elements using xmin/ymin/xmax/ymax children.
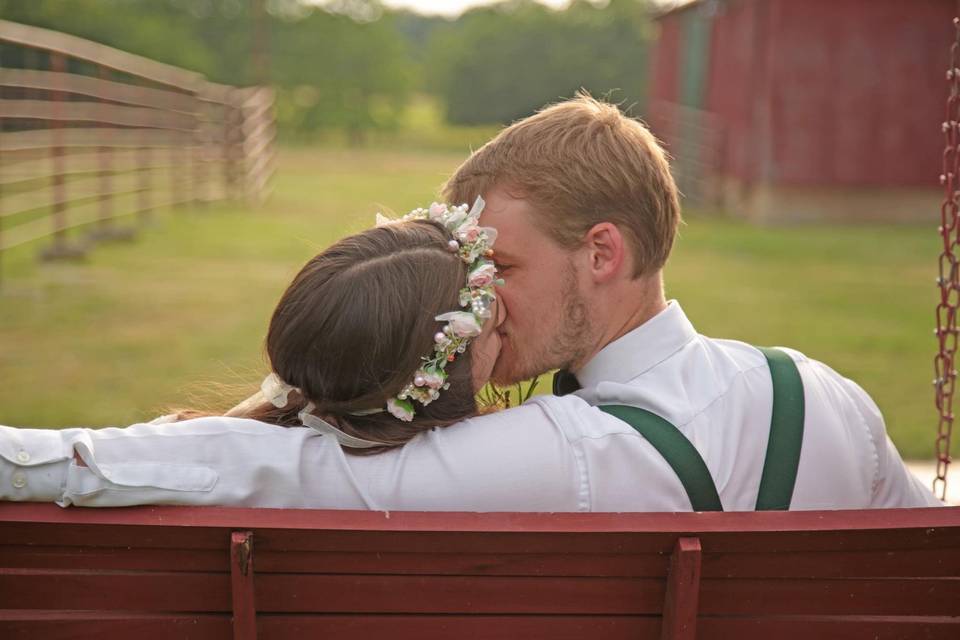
<box><xmin>933</xmin><ymin>17</ymin><xmax>960</xmax><ymax>501</ymax></box>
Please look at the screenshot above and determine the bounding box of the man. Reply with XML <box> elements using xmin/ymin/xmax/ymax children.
<box><xmin>442</xmin><ymin>93</ymin><xmax>942</xmax><ymax>510</ymax></box>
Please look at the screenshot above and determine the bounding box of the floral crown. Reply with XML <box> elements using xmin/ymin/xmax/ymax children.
<box><xmin>257</xmin><ymin>197</ymin><xmax>501</xmax><ymax>438</ymax></box>
<box><xmin>375</xmin><ymin>196</ymin><xmax>501</xmax><ymax>421</ymax></box>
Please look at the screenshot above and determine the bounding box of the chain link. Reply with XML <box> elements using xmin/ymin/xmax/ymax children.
<box><xmin>933</xmin><ymin>17</ymin><xmax>960</xmax><ymax>501</ymax></box>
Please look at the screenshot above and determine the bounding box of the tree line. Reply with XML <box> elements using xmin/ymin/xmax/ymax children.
<box><xmin>0</xmin><ymin>0</ymin><xmax>653</xmax><ymax>138</ymax></box>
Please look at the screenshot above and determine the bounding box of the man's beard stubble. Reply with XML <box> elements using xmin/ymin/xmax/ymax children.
<box><xmin>492</xmin><ymin>263</ymin><xmax>593</xmax><ymax>385</ymax></box>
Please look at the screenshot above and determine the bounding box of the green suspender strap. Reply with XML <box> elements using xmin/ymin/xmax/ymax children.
<box><xmin>597</xmin><ymin>346</ymin><xmax>805</xmax><ymax>512</ymax></box>
<box><xmin>753</xmin><ymin>347</ymin><xmax>805</xmax><ymax>510</ymax></box>
<box><xmin>598</xmin><ymin>404</ymin><xmax>724</xmax><ymax>511</ymax></box>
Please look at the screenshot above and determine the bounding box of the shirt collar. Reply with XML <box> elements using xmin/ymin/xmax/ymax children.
<box><xmin>574</xmin><ymin>300</ymin><xmax>697</xmax><ymax>389</ymax></box>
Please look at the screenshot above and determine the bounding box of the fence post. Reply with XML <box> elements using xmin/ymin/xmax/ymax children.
<box><xmin>0</xmin><ymin>41</ymin><xmax>5</xmax><ymax>286</ymax></box>
<box><xmin>137</xmin><ymin>80</ymin><xmax>152</xmax><ymax>224</ymax></box>
<box><xmin>192</xmin><ymin>84</ymin><xmax>205</xmax><ymax>206</ymax></box>
<box><xmin>90</xmin><ymin>62</ymin><xmax>113</xmax><ymax>241</ymax></box>
<box><xmin>169</xmin><ymin>88</ymin><xmax>180</xmax><ymax>209</ymax></box>
<box><xmin>223</xmin><ymin>91</ymin><xmax>236</xmax><ymax>200</ymax></box>
<box><xmin>40</xmin><ymin>49</ymin><xmax>83</xmax><ymax>261</ymax></box>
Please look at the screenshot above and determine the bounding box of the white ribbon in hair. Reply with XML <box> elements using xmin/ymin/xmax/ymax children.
<box><xmin>261</xmin><ymin>373</ymin><xmax>297</xmax><ymax>408</ymax></box>
<box><xmin>256</xmin><ymin>374</ymin><xmax>389</xmax><ymax>449</ymax></box>
<box><xmin>298</xmin><ymin>403</ymin><xmax>388</xmax><ymax>449</ymax></box>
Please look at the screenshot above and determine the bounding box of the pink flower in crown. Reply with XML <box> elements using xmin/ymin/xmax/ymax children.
<box><xmin>457</xmin><ymin>224</ymin><xmax>481</xmax><ymax>243</ymax></box>
<box><xmin>420</xmin><ymin>369</ymin><xmax>447</xmax><ymax>390</ymax></box>
<box><xmin>387</xmin><ymin>398</ymin><xmax>415</xmax><ymax>422</ymax></box>
<box><xmin>435</xmin><ymin>311</ymin><xmax>483</xmax><ymax>338</ymax></box>
<box><xmin>468</xmin><ymin>262</ymin><xmax>497</xmax><ymax>287</ymax></box>
<box><xmin>428</xmin><ymin>202</ymin><xmax>447</xmax><ymax>220</ymax></box>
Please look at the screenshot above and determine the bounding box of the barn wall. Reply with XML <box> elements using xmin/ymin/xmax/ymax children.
<box><xmin>765</xmin><ymin>0</ymin><xmax>950</xmax><ymax>188</ymax></box>
<box><xmin>650</xmin><ymin>14</ymin><xmax>683</xmax><ymax>105</ymax></box>
<box><xmin>705</xmin><ymin>0</ymin><xmax>765</xmax><ymax>183</ymax></box>
<box><xmin>649</xmin><ymin>0</ymin><xmax>951</xmax><ymax>221</ymax></box>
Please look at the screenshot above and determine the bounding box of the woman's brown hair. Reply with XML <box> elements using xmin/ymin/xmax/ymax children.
<box><xmin>236</xmin><ymin>219</ymin><xmax>478</xmax><ymax>451</ymax></box>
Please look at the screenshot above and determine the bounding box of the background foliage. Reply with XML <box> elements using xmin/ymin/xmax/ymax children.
<box><xmin>0</xmin><ymin>0</ymin><xmax>653</xmax><ymax>139</ymax></box>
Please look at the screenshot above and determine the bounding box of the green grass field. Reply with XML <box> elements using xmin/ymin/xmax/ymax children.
<box><xmin>0</xmin><ymin>146</ymin><xmax>951</xmax><ymax>461</ymax></box>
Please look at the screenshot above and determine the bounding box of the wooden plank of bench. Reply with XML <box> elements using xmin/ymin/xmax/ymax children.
<box><xmin>6</xmin><ymin>568</ymin><xmax>953</xmax><ymax>616</ymax></box>
<box><xmin>221</xmin><ymin>544</ymin><xmax>960</xmax><ymax>578</ymax></box>
<box><xmin>703</xmin><ymin>547</ymin><xmax>960</xmax><ymax>578</ymax></box>
<box><xmin>5</xmin><ymin>521</ymin><xmax>956</xmax><ymax>557</ymax></box>
<box><xmin>257</xmin><ymin>614</ymin><xmax>659</xmax><ymax>640</ymax></box>
<box><xmin>4</xmin><ymin>544</ymin><xmax>953</xmax><ymax>579</ymax></box>
<box><xmin>252</xmin><ymin>614</ymin><xmax>960</xmax><ymax>640</ymax></box>
<box><xmin>699</xmin><ymin>577</ymin><xmax>960</xmax><ymax>616</ymax></box>
<box><xmin>697</xmin><ymin>615</ymin><xmax>960</xmax><ymax>640</ymax></box>
<box><xmin>661</xmin><ymin>537</ymin><xmax>701</xmax><ymax>640</ymax></box>
<box><xmin>0</xmin><ymin>610</ymin><xmax>231</xmax><ymax>640</ymax></box>
<box><xmin>0</xmin><ymin>569</ymin><xmax>229</xmax><ymax>611</ymax></box>
<box><xmin>4</xmin><ymin>612</ymin><xmax>958</xmax><ymax>640</ymax></box>
<box><xmin>251</xmin><ymin>574</ymin><xmax>667</xmax><ymax>614</ymax></box>
<box><xmin>0</xmin><ymin>545</ymin><xmax>228</xmax><ymax>572</ymax></box>
<box><xmin>2</xmin><ymin>503</ymin><xmax>954</xmax><ymax>532</ymax></box>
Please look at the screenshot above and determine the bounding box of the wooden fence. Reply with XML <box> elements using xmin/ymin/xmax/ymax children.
<box><xmin>0</xmin><ymin>20</ymin><xmax>275</xmax><ymax>276</ymax></box>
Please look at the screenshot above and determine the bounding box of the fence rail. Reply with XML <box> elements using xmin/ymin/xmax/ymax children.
<box><xmin>0</xmin><ymin>19</ymin><xmax>275</xmax><ymax>276</ymax></box>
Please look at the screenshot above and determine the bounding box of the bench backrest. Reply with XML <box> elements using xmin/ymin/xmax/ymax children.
<box><xmin>1</xmin><ymin>504</ymin><xmax>958</xmax><ymax>640</ymax></box>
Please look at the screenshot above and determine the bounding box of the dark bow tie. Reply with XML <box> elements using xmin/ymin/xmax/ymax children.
<box><xmin>552</xmin><ymin>369</ymin><xmax>582</xmax><ymax>396</ymax></box>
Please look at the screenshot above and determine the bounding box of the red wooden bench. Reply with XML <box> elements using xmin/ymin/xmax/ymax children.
<box><xmin>0</xmin><ymin>503</ymin><xmax>958</xmax><ymax>639</ymax></box>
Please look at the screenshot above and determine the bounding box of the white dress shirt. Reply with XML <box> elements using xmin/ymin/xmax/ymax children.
<box><xmin>0</xmin><ymin>302</ymin><xmax>942</xmax><ymax>511</ymax></box>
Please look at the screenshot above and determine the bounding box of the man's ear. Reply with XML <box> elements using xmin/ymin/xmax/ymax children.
<box><xmin>582</xmin><ymin>222</ymin><xmax>627</xmax><ymax>283</ymax></box>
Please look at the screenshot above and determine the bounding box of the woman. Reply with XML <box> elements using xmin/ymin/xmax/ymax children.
<box><xmin>212</xmin><ymin>198</ymin><xmax>505</xmax><ymax>446</ymax></box>
<box><xmin>0</xmin><ymin>199</ymin><xmax>595</xmax><ymax>511</ymax></box>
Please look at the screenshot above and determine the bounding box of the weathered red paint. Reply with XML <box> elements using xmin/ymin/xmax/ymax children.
<box><xmin>0</xmin><ymin>504</ymin><xmax>957</xmax><ymax>639</ymax></box>
<box><xmin>651</xmin><ymin>0</ymin><xmax>952</xmax><ymax>188</ymax></box>
<box><xmin>230</xmin><ymin>531</ymin><xmax>256</xmax><ymax>640</ymax></box>
<box><xmin>661</xmin><ymin>537</ymin><xmax>702</xmax><ymax>640</ymax></box>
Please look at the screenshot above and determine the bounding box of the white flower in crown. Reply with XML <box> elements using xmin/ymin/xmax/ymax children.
<box><xmin>435</xmin><ymin>311</ymin><xmax>483</xmax><ymax>338</ymax></box>
<box><xmin>443</xmin><ymin>205</ymin><xmax>470</xmax><ymax>230</ymax></box>
<box><xmin>428</xmin><ymin>202</ymin><xmax>447</xmax><ymax>220</ymax></box>
<box><xmin>375</xmin><ymin>212</ymin><xmax>397</xmax><ymax>227</ymax></box>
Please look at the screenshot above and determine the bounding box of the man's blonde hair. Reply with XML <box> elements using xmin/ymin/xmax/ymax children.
<box><xmin>442</xmin><ymin>94</ymin><xmax>680</xmax><ymax>277</ymax></box>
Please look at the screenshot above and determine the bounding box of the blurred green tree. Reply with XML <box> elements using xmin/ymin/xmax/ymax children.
<box><xmin>0</xmin><ymin>0</ymin><xmax>653</xmax><ymax>133</ymax></box>
<box><xmin>425</xmin><ymin>0</ymin><xmax>652</xmax><ymax>125</ymax></box>
<box><xmin>270</xmin><ymin>6</ymin><xmax>414</xmax><ymax>143</ymax></box>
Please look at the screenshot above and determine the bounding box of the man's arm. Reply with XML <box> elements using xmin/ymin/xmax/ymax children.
<box><xmin>836</xmin><ymin>376</ymin><xmax>945</xmax><ymax>508</ymax></box>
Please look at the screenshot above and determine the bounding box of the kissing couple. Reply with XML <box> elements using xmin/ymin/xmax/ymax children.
<box><xmin>0</xmin><ymin>96</ymin><xmax>941</xmax><ymax>511</ymax></box>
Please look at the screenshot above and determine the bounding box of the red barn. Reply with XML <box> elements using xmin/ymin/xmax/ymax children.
<box><xmin>646</xmin><ymin>0</ymin><xmax>951</xmax><ymax>223</ymax></box>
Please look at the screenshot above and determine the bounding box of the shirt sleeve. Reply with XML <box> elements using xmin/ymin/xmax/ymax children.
<box><xmin>0</xmin><ymin>419</ymin><xmax>326</xmax><ymax>508</ymax></box>
<box><xmin>0</xmin><ymin>425</ymin><xmax>73</xmax><ymax>502</ymax></box>
<box><xmin>824</xmin><ymin>371</ymin><xmax>945</xmax><ymax>508</ymax></box>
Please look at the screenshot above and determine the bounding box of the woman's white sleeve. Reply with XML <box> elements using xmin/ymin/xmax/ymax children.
<box><xmin>0</xmin><ymin>419</ymin><xmax>317</xmax><ymax>508</ymax></box>
<box><xmin>0</xmin><ymin>426</ymin><xmax>73</xmax><ymax>501</ymax></box>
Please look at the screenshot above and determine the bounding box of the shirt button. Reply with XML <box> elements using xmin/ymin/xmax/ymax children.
<box><xmin>16</xmin><ymin>450</ymin><xmax>30</xmax><ymax>463</ymax></box>
<box><xmin>12</xmin><ymin>472</ymin><xmax>27</xmax><ymax>489</ymax></box>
